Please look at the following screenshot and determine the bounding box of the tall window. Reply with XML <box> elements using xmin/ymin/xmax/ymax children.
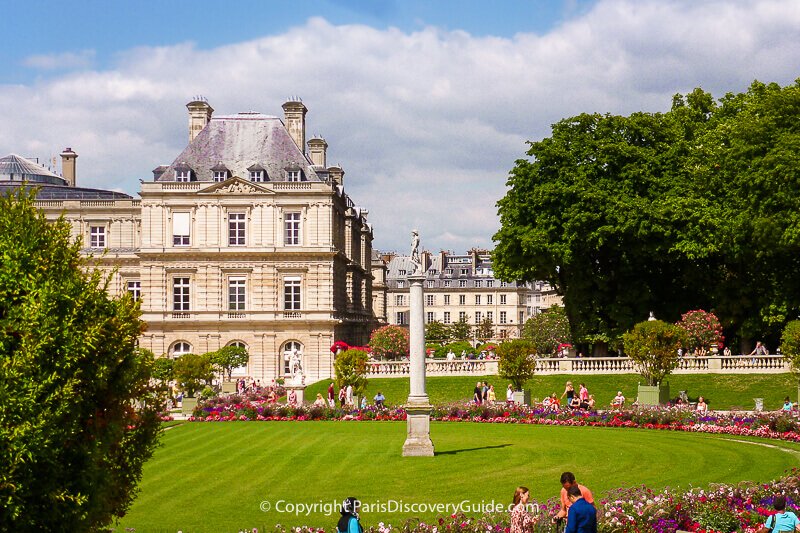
<box><xmin>487</xmin><ymin>280</ymin><xmax>494</xmax><ymax>288</ymax></box>
<box><xmin>426</xmin><ymin>312</ymin><xmax>435</xmax><ymax>323</ymax></box>
<box><xmin>459</xmin><ymin>280</ymin><xmax>467</xmax><ymax>288</ymax></box>
<box><xmin>500</xmin><ymin>295</ymin><xmax>507</xmax><ymax>305</ymax></box>
<box><xmin>487</xmin><ymin>295</ymin><xmax>493</xmax><ymax>305</ymax></box>
<box><xmin>426</xmin><ymin>295</ymin><xmax>435</xmax><ymax>306</ymax></box>
<box><xmin>426</xmin><ymin>280</ymin><xmax>435</xmax><ymax>288</ymax></box>
<box><xmin>475</xmin><ymin>295</ymin><xmax>481</xmax><ymax>305</ymax></box>
<box><xmin>284</xmin><ymin>277</ymin><xmax>301</xmax><ymax>310</ymax></box>
<box><xmin>396</xmin><ymin>312</ymin><xmax>407</xmax><ymax>325</ymax></box>
<box><xmin>172</xmin><ymin>212</ymin><xmax>190</xmax><ymax>246</ymax></box>
<box><xmin>228</xmin><ymin>277</ymin><xmax>246</xmax><ymax>311</ymax></box>
<box><xmin>127</xmin><ymin>280</ymin><xmax>141</xmax><ymax>302</ymax></box>
<box><xmin>487</xmin><ymin>311</ymin><xmax>493</xmax><ymax>322</ymax></box>
<box><xmin>475</xmin><ymin>312</ymin><xmax>482</xmax><ymax>324</ymax></box>
<box><xmin>459</xmin><ymin>295</ymin><xmax>466</xmax><ymax>305</ymax></box>
<box><xmin>89</xmin><ymin>226</ymin><xmax>106</xmax><ymax>248</ymax></box>
<box><xmin>171</xmin><ymin>341</ymin><xmax>192</xmax><ymax>358</ymax></box>
<box><xmin>443</xmin><ymin>280</ymin><xmax>451</xmax><ymax>288</ymax></box>
<box><xmin>443</xmin><ymin>311</ymin><xmax>451</xmax><ymax>324</ymax></box>
<box><xmin>395</xmin><ymin>295</ymin><xmax>406</xmax><ymax>306</ymax></box>
<box><xmin>475</xmin><ymin>280</ymin><xmax>483</xmax><ymax>288</ymax></box>
<box><xmin>500</xmin><ymin>311</ymin><xmax>507</xmax><ymax>324</ymax></box>
<box><xmin>443</xmin><ymin>295</ymin><xmax>450</xmax><ymax>305</ymax></box>
<box><xmin>459</xmin><ymin>311</ymin><xmax>466</xmax><ymax>322</ymax></box>
<box><xmin>173</xmin><ymin>277</ymin><xmax>190</xmax><ymax>311</ymax></box>
<box><xmin>284</xmin><ymin>212</ymin><xmax>301</xmax><ymax>245</ymax></box>
<box><xmin>228</xmin><ymin>213</ymin><xmax>246</xmax><ymax>246</ymax></box>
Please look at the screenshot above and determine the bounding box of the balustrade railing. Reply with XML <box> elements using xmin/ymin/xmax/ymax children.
<box><xmin>366</xmin><ymin>355</ymin><xmax>789</xmax><ymax>378</ymax></box>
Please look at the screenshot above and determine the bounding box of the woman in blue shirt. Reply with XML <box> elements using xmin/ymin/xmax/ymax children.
<box><xmin>337</xmin><ymin>497</ymin><xmax>363</xmax><ymax>533</ymax></box>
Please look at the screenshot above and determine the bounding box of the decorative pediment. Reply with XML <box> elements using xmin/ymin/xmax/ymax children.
<box><xmin>198</xmin><ymin>176</ymin><xmax>273</xmax><ymax>195</ymax></box>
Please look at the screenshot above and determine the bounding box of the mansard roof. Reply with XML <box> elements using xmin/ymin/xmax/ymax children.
<box><xmin>155</xmin><ymin>113</ymin><xmax>322</xmax><ymax>182</ymax></box>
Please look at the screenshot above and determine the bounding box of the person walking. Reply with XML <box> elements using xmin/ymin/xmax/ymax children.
<box><xmin>561</xmin><ymin>381</ymin><xmax>575</xmax><ymax>405</ymax></box>
<box><xmin>336</xmin><ymin>497</ymin><xmax>363</xmax><ymax>533</ymax></box>
<box><xmin>756</xmin><ymin>494</ymin><xmax>799</xmax><ymax>532</ymax></box>
<box><xmin>328</xmin><ymin>382</ymin><xmax>336</xmax><ymax>407</ymax></box>
<box><xmin>563</xmin><ymin>484</ymin><xmax>597</xmax><ymax>533</ymax></box>
<box><xmin>555</xmin><ymin>472</ymin><xmax>594</xmax><ymax>521</ymax></box>
<box><xmin>510</xmin><ymin>486</ymin><xmax>533</xmax><ymax>533</ymax></box>
<box><xmin>506</xmin><ymin>383</ymin><xmax>515</xmax><ymax>404</ymax></box>
<box><xmin>473</xmin><ymin>382</ymin><xmax>483</xmax><ymax>405</ymax></box>
<box><xmin>487</xmin><ymin>384</ymin><xmax>496</xmax><ymax>405</ymax></box>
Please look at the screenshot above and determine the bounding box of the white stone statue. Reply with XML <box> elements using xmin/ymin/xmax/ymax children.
<box><xmin>410</xmin><ymin>229</ymin><xmax>423</xmax><ymax>275</ymax></box>
<box><xmin>289</xmin><ymin>348</ymin><xmax>305</xmax><ymax>385</ymax></box>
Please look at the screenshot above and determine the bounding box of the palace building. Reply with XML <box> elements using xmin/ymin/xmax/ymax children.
<box><xmin>11</xmin><ymin>97</ymin><xmax>381</xmax><ymax>384</ymax></box>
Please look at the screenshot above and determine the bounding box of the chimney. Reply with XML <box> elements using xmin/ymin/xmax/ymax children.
<box><xmin>282</xmin><ymin>97</ymin><xmax>307</xmax><ymax>152</ymax></box>
<box><xmin>60</xmin><ymin>147</ymin><xmax>78</xmax><ymax>187</ymax></box>
<box><xmin>307</xmin><ymin>136</ymin><xmax>327</xmax><ymax>167</ymax></box>
<box><xmin>186</xmin><ymin>96</ymin><xmax>214</xmax><ymax>143</ymax></box>
<box><xmin>327</xmin><ymin>165</ymin><xmax>344</xmax><ymax>186</ymax></box>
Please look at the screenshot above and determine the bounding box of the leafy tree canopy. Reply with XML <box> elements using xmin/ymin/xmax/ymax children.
<box><xmin>449</xmin><ymin>316</ymin><xmax>473</xmax><ymax>342</ymax></box>
<box><xmin>494</xmin><ymin>79</ymin><xmax>800</xmax><ymax>345</ymax></box>
<box><xmin>173</xmin><ymin>353</ymin><xmax>213</xmax><ymax>397</ymax></box>
<box><xmin>497</xmin><ymin>339</ymin><xmax>537</xmax><ymax>391</ymax></box>
<box><xmin>425</xmin><ymin>320</ymin><xmax>451</xmax><ymax>344</ymax></box>
<box><xmin>521</xmin><ymin>305</ymin><xmax>572</xmax><ymax>355</ymax></box>
<box><xmin>0</xmin><ymin>191</ymin><xmax>162</xmax><ymax>531</ymax></box>
<box><xmin>209</xmin><ymin>345</ymin><xmax>249</xmax><ymax>381</ymax></box>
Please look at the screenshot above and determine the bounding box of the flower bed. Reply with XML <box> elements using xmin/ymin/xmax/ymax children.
<box><xmin>188</xmin><ymin>398</ymin><xmax>800</xmax><ymax>444</ymax></box>
<box><xmin>157</xmin><ymin>470</ymin><xmax>799</xmax><ymax>533</ymax></box>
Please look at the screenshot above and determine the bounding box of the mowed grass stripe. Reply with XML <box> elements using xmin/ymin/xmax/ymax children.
<box><xmin>117</xmin><ymin>422</ymin><xmax>799</xmax><ymax>533</ymax></box>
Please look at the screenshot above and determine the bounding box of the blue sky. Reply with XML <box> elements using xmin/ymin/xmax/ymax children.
<box><xmin>2</xmin><ymin>1</ymin><xmax>799</xmax><ymax>252</ymax></box>
<box><xmin>3</xmin><ymin>0</ymin><xmax>593</xmax><ymax>84</ymax></box>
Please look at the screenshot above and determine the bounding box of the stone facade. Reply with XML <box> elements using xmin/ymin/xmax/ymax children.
<box><xmin>384</xmin><ymin>250</ymin><xmax>561</xmax><ymax>340</ymax></box>
<box><xmin>29</xmin><ymin>97</ymin><xmax>379</xmax><ymax>384</ymax></box>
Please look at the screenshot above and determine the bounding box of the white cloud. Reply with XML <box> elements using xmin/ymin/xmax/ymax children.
<box><xmin>2</xmin><ymin>1</ymin><xmax>800</xmax><ymax>252</ymax></box>
<box><xmin>23</xmin><ymin>49</ymin><xmax>96</xmax><ymax>71</ymax></box>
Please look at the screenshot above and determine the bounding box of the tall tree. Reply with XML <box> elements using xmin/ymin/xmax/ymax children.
<box><xmin>0</xmin><ymin>191</ymin><xmax>163</xmax><ymax>531</ymax></box>
<box><xmin>494</xmin><ymin>80</ymin><xmax>800</xmax><ymax>347</ymax></box>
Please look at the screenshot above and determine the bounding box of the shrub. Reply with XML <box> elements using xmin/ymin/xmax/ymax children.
<box><xmin>173</xmin><ymin>353</ymin><xmax>214</xmax><ymax>397</ymax></box>
<box><xmin>623</xmin><ymin>320</ymin><xmax>687</xmax><ymax>386</ymax></box>
<box><xmin>677</xmin><ymin>309</ymin><xmax>724</xmax><ymax>350</ymax></box>
<box><xmin>334</xmin><ymin>349</ymin><xmax>369</xmax><ymax>396</ymax></box>
<box><xmin>369</xmin><ymin>325</ymin><xmax>410</xmax><ymax>360</ymax></box>
<box><xmin>497</xmin><ymin>340</ymin><xmax>536</xmax><ymax>391</ymax></box>
<box><xmin>152</xmin><ymin>355</ymin><xmax>174</xmax><ymax>382</ymax></box>
<box><xmin>433</xmin><ymin>340</ymin><xmax>477</xmax><ymax>359</ymax></box>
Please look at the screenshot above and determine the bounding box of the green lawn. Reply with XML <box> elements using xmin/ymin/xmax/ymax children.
<box><xmin>115</xmin><ymin>421</ymin><xmax>800</xmax><ymax>533</ymax></box>
<box><xmin>306</xmin><ymin>373</ymin><xmax>799</xmax><ymax>410</ymax></box>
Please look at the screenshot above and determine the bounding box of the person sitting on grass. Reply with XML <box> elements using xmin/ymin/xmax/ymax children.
<box><xmin>313</xmin><ymin>393</ymin><xmax>326</xmax><ymax>407</ymax></box>
<box><xmin>757</xmin><ymin>494</ymin><xmax>799</xmax><ymax>533</ymax></box>
<box><xmin>696</xmin><ymin>396</ymin><xmax>709</xmax><ymax>413</ymax></box>
<box><xmin>374</xmin><ymin>391</ymin><xmax>385</xmax><ymax>409</ymax></box>
<box><xmin>611</xmin><ymin>391</ymin><xmax>625</xmax><ymax>409</ymax></box>
<box><xmin>782</xmin><ymin>397</ymin><xmax>794</xmax><ymax>413</ymax></box>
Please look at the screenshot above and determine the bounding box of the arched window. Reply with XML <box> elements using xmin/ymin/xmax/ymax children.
<box><xmin>228</xmin><ymin>341</ymin><xmax>249</xmax><ymax>377</ymax></box>
<box><xmin>282</xmin><ymin>341</ymin><xmax>303</xmax><ymax>375</ymax></box>
<box><xmin>171</xmin><ymin>341</ymin><xmax>192</xmax><ymax>358</ymax></box>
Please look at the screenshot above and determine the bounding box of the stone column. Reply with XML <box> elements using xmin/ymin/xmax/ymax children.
<box><xmin>403</xmin><ymin>273</ymin><xmax>434</xmax><ymax>456</ymax></box>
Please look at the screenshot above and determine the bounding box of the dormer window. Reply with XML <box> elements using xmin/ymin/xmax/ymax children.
<box><xmin>213</xmin><ymin>171</ymin><xmax>227</xmax><ymax>182</ymax></box>
<box><xmin>287</xmin><ymin>170</ymin><xmax>301</xmax><ymax>182</ymax></box>
<box><xmin>174</xmin><ymin>162</ymin><xmax>193</xmax><ymax>182</ymax></box>
<box><xmin>247</xmin><ymin>164</ymin><xmax>267</xmax><ymax>182</ymax></box>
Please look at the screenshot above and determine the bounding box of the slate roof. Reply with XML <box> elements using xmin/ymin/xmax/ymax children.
<box><xmin>155</xmin><ymin>113</ymin><xmax>323</xmax><ymax>182</ymax></box>
<box><xmin>0</xmin><ymin>182</ymin><xmax>132</xmax><ymax>200</ymax></box>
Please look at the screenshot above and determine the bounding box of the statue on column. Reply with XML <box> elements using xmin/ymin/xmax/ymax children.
<box><xmin>410</xmin><ymin>229</ymin><xmax>423</xmax><ymax>275</ymax></box>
